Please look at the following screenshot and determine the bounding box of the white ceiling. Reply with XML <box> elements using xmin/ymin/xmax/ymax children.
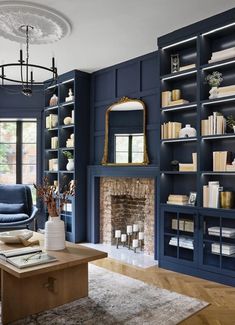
<box><xmin>1</xmin><ymin>0</ymin><xmax>235</xmax><ymax>82</ymax></box>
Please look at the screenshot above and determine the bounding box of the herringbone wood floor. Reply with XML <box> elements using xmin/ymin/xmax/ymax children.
<box><xmin>92</xmin><ymin>258</ymin><xmax>235</xmax><ymax>325</ymax></box>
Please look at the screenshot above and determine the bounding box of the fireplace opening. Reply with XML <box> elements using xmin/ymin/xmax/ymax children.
<box><xmin>100</xmin><ymin>177</ymin><xmax>155</xmax><ymax>255</ymax></box>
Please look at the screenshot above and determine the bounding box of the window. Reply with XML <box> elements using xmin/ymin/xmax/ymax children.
<box><xmin>115</xmin><ymin>134</ymin><xmax>144</xmax><ymax>163</ymax></box>
<box><xmin>0</xmin><ymin>119</ymin><xmax>37</xmax><ymax>202</ymax></box>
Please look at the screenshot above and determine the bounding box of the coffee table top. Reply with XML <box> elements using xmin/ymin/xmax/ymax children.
<box><xmin>0</xmin><ymin>232</ymin><xmax>107</xmax><ymax>278</ymax></box>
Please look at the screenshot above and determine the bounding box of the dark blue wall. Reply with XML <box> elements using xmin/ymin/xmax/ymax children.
<box><xmin>90</xmin><ymin>51</ymin><xmax>159</xmax><ymax>166</ymax></box>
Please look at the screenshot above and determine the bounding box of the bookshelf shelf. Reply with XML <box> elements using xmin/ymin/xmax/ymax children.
<box><xmin>43</xmin><ymin>70</ymin><xmax>90</xmax><ymax>243</ymax></box>
<box><xmin>158</xmin><ymin>10</ymin><xmax>235</xmax><ymax>286</ymax></box>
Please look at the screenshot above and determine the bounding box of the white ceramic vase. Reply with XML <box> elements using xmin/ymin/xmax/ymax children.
<box><xmin>179</xmin><ymin>124</ymin><xmax>197</xmax><ymax>138</ymax></box>
<box><xmin>44</xmin><ymin>217</ymin><xmax>65</xmax><ymax>250</ymax></box>
<box><xmin>209</xmin><ymin>86</ymin><xmax>219</xmax><ymax>99</ymax></box>
<box><xmin>66</xmin><ymin>159</ymin><xmax>74</xmax><ymax>171</ymax></box>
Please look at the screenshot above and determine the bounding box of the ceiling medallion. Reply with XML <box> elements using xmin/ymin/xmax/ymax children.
<box><xmin>0</xmin><ymin>1</ymin><xmax>71</xmax><ymax>44</ymax></box>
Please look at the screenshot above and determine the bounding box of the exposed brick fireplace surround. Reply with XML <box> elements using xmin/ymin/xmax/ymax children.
<box><xmin>100</xmin><ymin>177</ymin><xmax>155</xmax><ymax>255</ymax></box>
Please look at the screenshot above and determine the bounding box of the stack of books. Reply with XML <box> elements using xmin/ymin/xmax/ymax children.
<box><xmin>51</xmin><ymin>136</ymin><xmax>58</xmax><ymax>149</ymax></box>
<box><xmin>213</xmin><ymin>151</ymin><xmax>233</xmax><ymax>171</ymax></box>
<box><xmin>211</xmin><ymin>242</ymin><xmax>235</xmax><ymax>256</ymax></box>
<box><xmin>49</xmin><ymin>158</ymin><xmax>58</xmax><ymax>171</ymax></box>
<box><xmin>179</xmin><ymin>63</ymin><xmax>196</xmax><ymax>72</ymax></box>
<box><xmin>161</xmin><ymin>91</ymin><xmax>189</xmax><ymax>108</ymax></box>
<box><xmin>203</xmin><ymin>181</ymin><xmax>222</xmax><ymax>208</ymax></box>
<box><xmin>226</xmin><ymin>164</ymin><xmax>235</xmax><ymax>172</ymax></box>
<box><xmin>169</xmin><ymin>236</ymin><xmax>194</xmax><ymax>250</ymax></box>
<box><xmin>161</xmin><ymin>121</ymin><xmax>182</xmax><ymax>139</ymax></box>
<box><xmin>208</xmin><ymin>226</ymin><xmax>235</xmax><ymax>238</ymax></box>
<box><xmin>179</xmin><ymin>152</ymin><xmax>197</xmax><ymax>171</ymax></box>
<box><xmin>46</xmin><ymin>114</ymin><xmax>58</xmax><ymax>129</ymax></box>
<box><xmin>201</xmin><ymin>112</ymin><xmax>226</xmax><ymax>136</ymax></box>
<box><xmin>208</xmin><ymin>47</ymin><xmax>235</xmax><ymax>63</ymax></box>
<box><xmin>167</xmin><ymin>194</ymin><xmax>189</xmax><ymax>205</ymax></box>
<box><xmin>217</xmin><ymin>85</ymin><xmax>235</xmax><ymax>98</ymax></box>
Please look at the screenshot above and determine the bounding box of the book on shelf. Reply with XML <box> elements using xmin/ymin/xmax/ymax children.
<box><xmin>51</xmin><ymin>136</ymin><xmax>58</xmax><ymax>149</ymax></box>
<box><xmin>208</xmin><ymin>47</ymin><xmax>235</xmax><ymax>63</ymax></box>
<box><xmin>6</xmin><ymin>251</ymin><xmax>57</xmax><ymax>269</ymax></box>
<box><xmin>203</xmin><ymin>181</ymin><xmax>222</xmax><ymax>208</ymax></box>
<box><xmin>201</xmin><ymin>112</ymin><xmax>226</xmax><ymax>136</ymax></box>
<box><xmin>211</xmin><ymin>242</ymin><xmax>235</xmax><ymax>256</ymax></box>
<box><xmin>46</xmin><ymin>114</ymin><xmax>58</xmax><ymax>129</ymax></box>
<box><xmin>226</xmin><ymin>164</ymin><xmax>235</xmax><ymax>172</ymax></box>
<box><xmin>167</xmin><ymin>194</ymin><xmax>189</xmax><ymax>206</ymax></box>
<box><xmin>162</xmin><ymin>91</ymin><xmax>171</xmax><ymax>107</ymax></box>
<box><xmin>161</xmin><ymin>122</ymin><xmax>182</xmax><ymax>139</ymax></box>
<box><xmin>168</xmin><ymin>99</ymin><xmax>189</xmax><ymax>107</ymax></box>
<box><xmin>179</xmin><ymin>63</ymin><xmax>196</xmax><ymax>71</ymax></box>
<box><xmin>208</xmin><ymin>226</ymin><xmax>235</xmax><ymax>238</ymax></box>
<box><xmin>49</xmin><ymin>158</ymin><xmax>58</xmax><ymax>171</ymax></box>
<box><xmin>169</xmin><ymin>236</ymin><xmax>194</xmax><ymax>250</ymax></box>
<box><xmin>171</xmin><ymin>219</ymin><xmax>194</xmax><ymax>232</ymax></box>
<box><xmin>213</xmin><ymin>151</ymin><xmax>232</xmax><ymax>171</ymax></box>
<box><xmin>179</xmin><ymin>152</ymin><xmax>197</xmax><ymax>171</ymax></box>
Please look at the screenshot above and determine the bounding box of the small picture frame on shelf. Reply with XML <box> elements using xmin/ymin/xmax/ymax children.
<box><xmin>188</xmin><ymin>192</ymin><xmax>197</xmax><ymax>206</ymax></box>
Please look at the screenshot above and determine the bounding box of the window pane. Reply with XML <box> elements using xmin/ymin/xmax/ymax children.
<box><xmin>0</xmin><ymin>165</ymin><xmax>16</xmax><ymax>183</ymax></box>
<box><xmin>22</xmin><ymin>122</ymin><xmax>37</xmax><ymax>143</ymax></box>
<box><xmin>0</xmin><ymin>144</ymin><xmax>16</xmax><ymax>164</ymax></box>
<box><xmin>22</xmin><ymin>144</ymin><xmax>36</xmax><ymax>164</ymax></box>
<box><xmin>116</xmin><ymin>152</ymin><xmax>128</xmax><ymax>163</ymax></box>
<box><xmin>0</xmin><ymin>122</ymin><xmax>16</xmax><ymax>143</ymax></box>
<box><xmin>132</xmin><ymin>152</ymin><xmax>144</xmax><ymax>163</ymax></box>
<box><xmin>115</xmin><ymin>136</ymin><xmax>129</xmax><ymax>152</ymax></box>
<box><xmin>132</xmin><ymin>135</ymin><xmax>144</xmax><ymax>152</ymax></box>
<box><xmin>22</xmin><ymin>165</ymin><xmax>36</xmax><ymax>184</ymax></box>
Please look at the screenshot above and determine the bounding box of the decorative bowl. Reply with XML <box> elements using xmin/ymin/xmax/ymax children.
<box><xmin>0</xmin><ymin>229</ymin><xmax>33</xmax><ymax>244</ymax></box>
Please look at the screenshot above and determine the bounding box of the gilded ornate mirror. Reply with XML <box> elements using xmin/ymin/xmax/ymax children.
<box><xmin>101</xmin><ymin>97</ymin><xmax>149</xmax><ymax>165</ymax></box>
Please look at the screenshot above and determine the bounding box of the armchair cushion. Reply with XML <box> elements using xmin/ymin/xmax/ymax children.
<box><xmin>0</xmin><ymin>203</ymin><xmax>25</xmax><ymax>214</ymax></box>
<box><xmin>0</xmin><ymin>213</ymin><xmax>29</xmax><ymax>223</ymax></box>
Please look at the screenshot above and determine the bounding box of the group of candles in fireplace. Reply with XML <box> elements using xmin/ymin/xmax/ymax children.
<box><xmin>114</xmin><ymin>224</ymin><xmax>144</xmax><ymax>252</ymax></box>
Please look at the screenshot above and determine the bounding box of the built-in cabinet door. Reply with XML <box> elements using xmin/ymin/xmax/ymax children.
<box><xmin>199</xmin><ymin>211</ymin><xmax>235</xmax><ymax>277</ymax></box>
<box><xmin>161</xmin><ymin>207</ymin><xmax>198</xmax><ymax>266</ymax></box>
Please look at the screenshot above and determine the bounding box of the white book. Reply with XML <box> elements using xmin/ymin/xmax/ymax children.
<box><xmin>6</xmin><ymin>252</ymin><xmax>57</xmax><ymax>269</ymax></box>
<box><xmin>208</xmin><ymin>181</ymin><xmax>220</xmax><ymax>208</ymax></box>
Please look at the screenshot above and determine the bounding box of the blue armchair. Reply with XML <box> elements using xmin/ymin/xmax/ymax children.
<box><xmin>0</xmin><ymin>184</ymin><xmax>38</xmax><ymax>229</ymax></box>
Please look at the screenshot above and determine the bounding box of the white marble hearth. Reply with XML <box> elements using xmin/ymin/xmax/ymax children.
<box><xmin>81</xmin><ymin>243</ymin><xmax>158</xmax><ymax>268</ymax></box>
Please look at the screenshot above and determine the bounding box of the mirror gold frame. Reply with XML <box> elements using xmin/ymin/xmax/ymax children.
<box><xmin>101</xmin><ymin>96</ymin><xmax>149</xmax><ymax>166</ymax></box>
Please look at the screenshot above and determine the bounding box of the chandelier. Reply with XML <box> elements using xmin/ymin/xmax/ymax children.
<box><xmin>0</xmin><ymin>24</ymin><xmax>57</xmax><ymax>96</ymax></box>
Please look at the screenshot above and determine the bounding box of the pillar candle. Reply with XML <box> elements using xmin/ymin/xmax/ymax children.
<box><xmin>138</xmin><ymin>232</ymin><xmax>144</xmax><ymax>240</ymax></box>
<box><xmin>132</xmin><ymin>239</ymin><xmax>139</xmax><ymax>248</ymax></box>
<box><xmin>133</xmin><ymin>224</ymin><xmax>139</xmax><ymax>232</ymax></box>
<box><xmin>115</xmin><ymin>230</ymin><xmax>121</xmax><ymax>238</ymax></box>
<box><xmin>121</xmin><ymin>234</ymin><xmax>127</xmax><ymax>242</ymax></box>
<box><xmin>127</xmin><ymin>225</ymin><xmax>132</xmax><ymax>234</ymax></box>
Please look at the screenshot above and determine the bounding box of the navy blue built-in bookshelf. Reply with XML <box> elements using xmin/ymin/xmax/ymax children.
<box><xmin>43</xmin><ymin>70</ymin><xmax>90</xmax><ymax>242</ymax></box>
<box><xmin>158</xmin><ymin>9</ymin><xmax>235</xmax><ymax>286</ymax></box>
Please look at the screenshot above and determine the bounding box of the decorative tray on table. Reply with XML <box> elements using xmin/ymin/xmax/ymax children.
<box><xmin>0</xmin><ymin>229</ymin><xmax>33</xmax><ymax>244</ymax></box>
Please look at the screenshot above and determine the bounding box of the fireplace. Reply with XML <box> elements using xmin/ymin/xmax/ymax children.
<box><xmin>100</xmin><ymin>177</ymin><xmax>155</xmax><ymax>255</ymax></box>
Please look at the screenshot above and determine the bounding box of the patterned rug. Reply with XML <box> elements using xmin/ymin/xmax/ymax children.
<box><xmin>10</xmin><ymin>264</ymin><xmax>208</xmax><ymax>325</ymax></box>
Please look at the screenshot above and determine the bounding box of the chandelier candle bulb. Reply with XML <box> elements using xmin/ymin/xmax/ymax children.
<box><xmin>115</xmin><ymin>230</ymin><xmax>121</xmax><ymax>238</ymax></box>
<box><xmin>127</xmin><ymin>225</ymin><xmax>133</xmax><ymax>234</ymax></box>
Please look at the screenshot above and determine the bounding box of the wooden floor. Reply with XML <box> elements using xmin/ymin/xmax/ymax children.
<box><xmin>92</xmin><ymin>258</ymin><xmax>235</xmax><ymax>325</ymax></box>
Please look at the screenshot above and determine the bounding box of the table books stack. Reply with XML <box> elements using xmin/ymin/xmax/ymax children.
<box><xmin>169</xmin><ymin>236</ymin><xmax>194</xmax><ymax>250</ymax></box>
<box><xmin>208</xmin><ymin>227</ymin><xmax>235</xmax><ymax>238</ymax></box>
<box><xmin>211</xmin><ymin>242</ymin><xmax>235</xmax><ymax>256</ymax></box>
<box><xmin>208</xmin><ymin>47</ymin><xmax>235</xmax><ymax>63</ymax></box>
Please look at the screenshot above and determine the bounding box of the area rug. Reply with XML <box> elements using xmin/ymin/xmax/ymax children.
<box><xmin>10</xmin><ymin>264</ymin><xmax>208</xmax><ymax>325</ymax></box>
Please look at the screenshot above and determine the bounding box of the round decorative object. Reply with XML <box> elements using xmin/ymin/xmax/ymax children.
<box><xmin>64</xmin><ymin>116</ymin><xmax>72</xmax><ymax>125</ymax></box>
<box><xmin>44</xmin><ymin>217</ymin><xmax>65</xmax><ymax>250</ymax></box>
<box><xmin>49</xmin><ymin>94</ymin><xmax>58</xmax><ymax>106</ymax></box>
<box><xmin>0</xmin><ymin>229</ymin><xmax>33</xmax><ymax>243</ymax></box>
<box><xmin>170</xmin><ymin>160</ymin><xmax>179</xmax><ymax>171</ymax></box>
<box><xmin>209</xmin><ymin>86</ymin><xmax>219</xmax><ymax>99</ymax></box>
<box><xmin>179</xmin><ymin>124</ymin><xmax>197</xmax><ymax>138</ymax></box>
<box><xmin>0</xmin><ymin>1</ymin><xmax>71</xmax><ymax>44</ymax></box>
<box><xmin>66</xmin><ymin>158</ymin><xmax>74</xmax><ymax>171</ymax></box>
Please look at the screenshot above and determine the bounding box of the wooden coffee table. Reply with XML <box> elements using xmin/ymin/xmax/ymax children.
<box><xmin>0</xmin><ymin>232</ymin><xmax>107</xmax><ymax>324</ymax></box>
